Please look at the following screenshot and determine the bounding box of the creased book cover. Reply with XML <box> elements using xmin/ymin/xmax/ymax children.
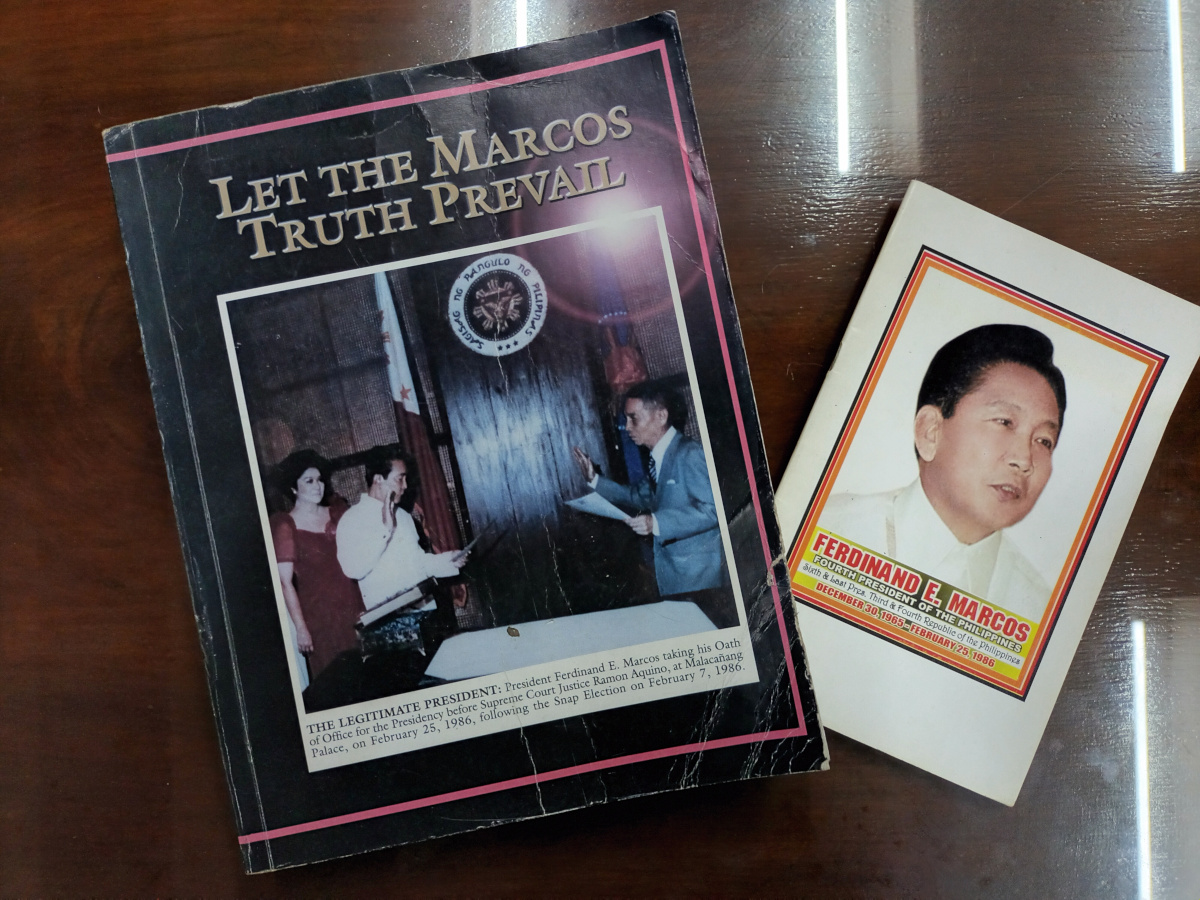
<box><xmin>775</xmin><ymin>180</ymin><xmax>1200</xmax><ymax>805</ymax></box>
<box><xmin>104</xmin><ymin>13</ymin><xmax>826</xmax><ymax>872</ymax></box>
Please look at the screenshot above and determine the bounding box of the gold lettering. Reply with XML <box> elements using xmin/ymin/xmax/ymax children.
<box><xmin>275</xmin><ymin>171</ymin><xmax>308</xmax><ymax>206</ymax></box>
<box><xmin>423</xmin><ymin>182</ymin><xmax>460</xmax><ymax>224</ymax></box>
<box><xmin>348</xmin><ymin>158</ymin><xmax>388</xmax><ymax>192</ymax></box>
<box><xmin>427</xmin><ymin>130</ymin><xmax>482</xmax><ymax>177</ymax></box>
<box><xmin>573</xmin><ymin>112</ymin><xmax>607</xmax><ymax>146</ymax></box>
<box><xmin>384</xmin><ymin>151</ymin><xmax>418</xmax><ymax>185</ymax></box>
<box><xmin>345</xmin><ymin>205</ymin><xmax>376</xmax><ymax>239</ymax></box>
<box><xmin>317</xmin><ymin>163</ymin><xmax>350</xmax><ymax>197</ymax></box>
<box><xmin>516</xmin><ymin>171</ymin><xmax>549</xmax><ymax>205</ymax></box>
<box><xmin>209</xmin><ymin>176</ymin><xmax>253</xmax><ymax>219</ymax></box>
<box><xmin>278</xmin><ymin>219</ymin><xmax>317</xmax><ymax>253</ymax></box>
<box><xmin>542</xmin><ymin>119</ymin><xmax>575</xmax><ymax>153</ymax></box>
<box><xmin>575</xmin><ymin>157</ymin><xmax>626</xmax><ymax>191</ymax></box>
<box><xmin>374</xmin><ymin>199</ymin><xmax>416</xmax><ymax>233</ymax></box>
<box><xmin>509</xmin><ymin>127</ymin><xmax>548</xmax><ymax>161</ymax></box>
<box><xmin>483</xmin><ymin>133</ymin><xmax>516</xmax><ymax>168</ymax></box>
<box><xmin>236</xmin><ymin>214</ymin><xmax>278</xmax><ymax>258</ymax></box>
<box><xmin>461</xmin><ymin>185</ymin><xmax>497</xmax><ymax>218</ymax></box>
<box><xmin>310</xmin><ymin>212</ymin><xmax>345</xmax><ymax>245</ymax></box>
<box><xmin>547</xmin><ymin>165</ymin><xmax>581</xmax><ymax>200</ymax></box>
<box><xmin>491</xmin><ymin>178</ymin><xmax>522</xmax><ymax>213</ymax></box>
<box><xmin>248</xmin><ymin>177</ymin><xmax>280</xmax><ymax>212</ymax></box>
<box><xmin>607</xmin><ymin>105</ymin><xmax>633</xmax><ymax>139</ymax></box>
<box><xmin>348</xmin><ymin>152</ymin><xmax>417</xmax><ymax>191</ymax></box>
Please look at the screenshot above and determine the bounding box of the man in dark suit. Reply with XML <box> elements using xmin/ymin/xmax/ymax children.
<box><xmin>573</xmin><ymin>379</ymin><xmax>733</xmax><ymax>626</ymax></box>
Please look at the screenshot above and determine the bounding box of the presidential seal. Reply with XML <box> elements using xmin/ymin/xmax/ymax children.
<box><xmin>448</xmin><ymin>253</ymin><xmax>548</xmax><ymax>357</ymax></box>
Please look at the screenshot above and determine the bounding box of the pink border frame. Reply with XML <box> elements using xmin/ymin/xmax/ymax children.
<box><xmin>112</xmin><ymin>40</ymin><xmax>808</xmax><ymax>846</ymax></box>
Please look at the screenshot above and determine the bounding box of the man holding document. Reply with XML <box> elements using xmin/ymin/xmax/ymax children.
<box><xmin>337</xmin><ymin>444</ymin><xmax>468</xmax><ymax>613</ymax></box>
<box><xmin>572</xmin><ymin>379</ymin><xmax>731</xmax><ymax>626</ymax></box>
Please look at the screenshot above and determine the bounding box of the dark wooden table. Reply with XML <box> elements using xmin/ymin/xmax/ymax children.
<box><xmin>5</xmin><ymin>0</ymin><xmax>1199</xmax><ymax>894</ymax></box>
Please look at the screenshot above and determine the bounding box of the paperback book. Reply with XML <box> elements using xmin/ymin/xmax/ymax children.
<box><xmin>775</xmin><ymin>181</ymin><xmax>1200</xmax><ymax>804</ymax></box>
<box><xmin>104</xmin><ymin>13</ymin><xmax>826</xmax><ymax>871</ymax></box>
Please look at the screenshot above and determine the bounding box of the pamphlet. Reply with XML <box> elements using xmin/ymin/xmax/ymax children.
<box><xmin>775</xmin><ymin>181</ymin><xmax>1200</xmax><ymax>804</ymax></box>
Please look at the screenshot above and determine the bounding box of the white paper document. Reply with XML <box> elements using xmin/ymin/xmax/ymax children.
<box><xmin>565</xmin><ymin>491</ymin><xmax>629</xmax><ymax>521</ymax></box>
<box><xmin>775</xmin><ymin>181</ymin><xmax>1200</xmax><ymax>804</ymax></box>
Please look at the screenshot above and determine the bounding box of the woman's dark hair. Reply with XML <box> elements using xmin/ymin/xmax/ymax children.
<box><xmin>917</xmin><ymin>324</ymin><xmax>1067</xmax><ymax>428</ymax></box>
<box><xmin>273</xmin><ymin>449</ymin><xmax>333</xmax><ymax>510</ymax></box>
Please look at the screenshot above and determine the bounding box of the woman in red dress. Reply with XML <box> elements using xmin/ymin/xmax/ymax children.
<box><xmin>270</xmin><ymin>450</ymin><xmax>365</xmax><ymax>681</ymax></box>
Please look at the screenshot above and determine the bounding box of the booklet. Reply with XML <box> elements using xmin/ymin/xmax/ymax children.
<box><xmin>104</xmin><ymin>13</ymin><xmax>826</xmax><ymax>872</ymax></box>
<box><xmin>775</xmin><ymin>181</ymin><xmax>1200</xmax><ymax>805</ymax></box>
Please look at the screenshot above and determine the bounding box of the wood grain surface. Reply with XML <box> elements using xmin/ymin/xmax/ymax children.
<box><xmin>4</xmin><ymin>0</ymin><xmax>1200</xmax><ymax>894</ymax></box>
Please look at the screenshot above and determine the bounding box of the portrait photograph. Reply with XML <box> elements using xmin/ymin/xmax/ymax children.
<box><xmin>791</xmin><ymin>248</ymin><xmax>1165</xmax><ymax>695</ymax></box>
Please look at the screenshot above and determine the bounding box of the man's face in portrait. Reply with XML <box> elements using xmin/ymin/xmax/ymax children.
<box><xmin>624</xmin><ymin>398</ymin><xmax>669</xmax><ymax>449</ymax></box>
<box><xmin>916</xmin><ymin>362</ymin><xmax>1061</xmax><ymax>545</ymax></box>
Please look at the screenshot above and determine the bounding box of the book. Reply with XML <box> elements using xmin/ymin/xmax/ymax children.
<box><xmin>104</xmin><ymin>13</ymin><xmax>826</xmax><ymax>872</ymax></box>
<box><xmin>774</xmin><ymin>181</ymin><xmax>1200</xmax><ymax>804</ymax></box>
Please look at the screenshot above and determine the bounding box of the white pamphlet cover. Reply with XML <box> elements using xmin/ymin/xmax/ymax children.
<box><xmin>776</xmin><ymin>181</ymin><xmax>1200</xmax><ymax>804</ymax></box>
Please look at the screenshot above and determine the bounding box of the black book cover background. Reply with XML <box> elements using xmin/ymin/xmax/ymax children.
<box><xmin>105</xmin><ymin>14</ymin><xmax>824</xmax><ymax>870</ymax></box>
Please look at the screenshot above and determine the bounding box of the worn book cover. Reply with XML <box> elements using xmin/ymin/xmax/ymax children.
<box><xmin>774</xmin><ymin>181</ymin><xmax>1200</xmax><ymax>804</ymax></box>
<box><xmin>104</xmin><ymin>13</ymin><xmax>826</xmax><ymax>872</ymax></box>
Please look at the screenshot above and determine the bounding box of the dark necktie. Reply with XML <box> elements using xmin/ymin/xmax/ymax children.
<box><xmin>648</xmin><ymin>455</ymin><xmax>657</xmax><ymax>490</ymax></box>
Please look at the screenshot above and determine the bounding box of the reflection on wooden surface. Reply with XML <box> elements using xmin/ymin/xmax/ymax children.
<box><xmin>4</xmin><ymin>0</ymin><xmax>1200</xmax><ymax>894</ymax></box>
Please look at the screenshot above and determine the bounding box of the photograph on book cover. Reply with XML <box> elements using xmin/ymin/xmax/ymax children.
<box><xmin>221</xmin><ymin>208</ymin><xmax>762</xmax><ymax>770</ymax></box>
<box><xmin>787</xmin><ymin>248</ymin><xmax>1164</xmax><ymax>698</ymax></box>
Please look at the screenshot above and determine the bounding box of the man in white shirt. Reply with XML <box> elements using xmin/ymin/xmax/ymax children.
<box><xmin>821</xmin><ymin>324</ymin><xmax>1066</xmax><ymax>622</ymax></box>
<box><xmin>336</xmin><ymin>445</ymin><xmax>466</xmax><ymax>612</ymax></box>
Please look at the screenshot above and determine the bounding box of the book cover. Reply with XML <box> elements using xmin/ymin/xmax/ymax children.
<box><xmin>104</xmin><ymin>13</ymin><xmax>826</xmax><ymax>872</ymax></box>
<box><xmin>775</xmin><ymin>181</ymin><xmax>1200</xmax><ymax>804</ymax></box>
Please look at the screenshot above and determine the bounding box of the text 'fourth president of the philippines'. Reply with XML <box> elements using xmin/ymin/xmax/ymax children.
<box><xmin>821</xmin><ymin>323</ymin><xmax>1066</xmax><ymax>621</ymax></box>
<box><xmin>573</xmin><ymin>379</ymin><xmax>732</xmax><ymax>627</ymax></box>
